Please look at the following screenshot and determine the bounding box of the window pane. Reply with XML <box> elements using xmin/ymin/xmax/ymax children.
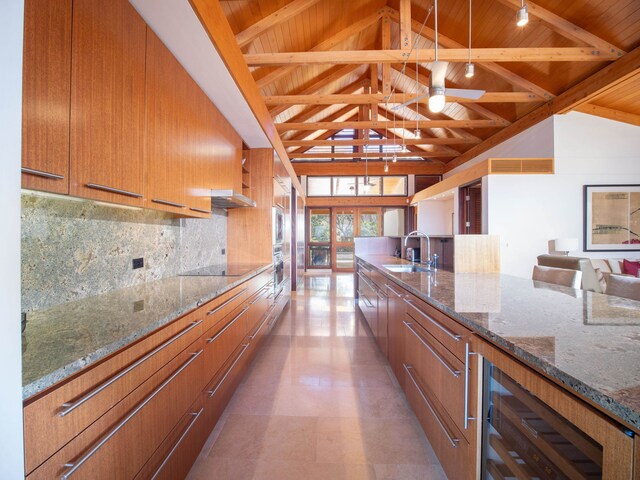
<box><xmin>383</xmin><ymin>176</ymin><xmax>407</xmax><ymax>195</ymax></box>
<box><xmin>360</xmin><ymin>211</ymin><xmax>379</xmax><ymax>237</ymax></box>
<box><xmin>383</xmin><ymin>208</ymin><xmax>405</xmax><ymax>236</ymax></box>
<box><xmin>336</xmin><ymin>246</ymin><xmax>354</xmax><ymax>269</ymax></box>
<box><xmin>309</xmin><ymin>245</ymin><xmax>331</xmax><ymax>267</ymax></box>
<box><xmin>335</xmin><ymin>212</ymin><xmax>354</xmax><ymax>242</ymax></box>
<box><xmin>309</xmin><ymin>209</ymin><xmax>330</xmax><ymax>242</ymax></box>
<box><xmin>307</xmin><ymin>177</ymin><xmax>332</xmax><ymax>196</ymax></box>
<box><xmin>357</xmin><ymin>176</ymin><xmax>381</xmax><ymax>196</ymax></box>
<box><xmin>333</xmin><ymin>177</ymin><xmax>356</xmax><ymax>196</ymax></box>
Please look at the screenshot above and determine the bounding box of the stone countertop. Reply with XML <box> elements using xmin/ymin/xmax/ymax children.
<box><xmin>357</xmin><ymin>254</ymin><xmax>640</xmax><ymax>432</ymax></box>
<box><xmin>22</xmin><ymin>263</ymin><xmax>271</xmax><ymax>400</ymax></box>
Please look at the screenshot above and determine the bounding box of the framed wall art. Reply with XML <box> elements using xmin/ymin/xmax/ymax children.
<box><xmin>583</xmin><ymin>184</ymin><xmax>640</xmax><ymax>252</ymax></box>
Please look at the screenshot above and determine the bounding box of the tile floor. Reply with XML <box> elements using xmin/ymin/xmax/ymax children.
<box><xmin>187</xmin><ymin>272</ymin><xmax>447</xmax><ymax>480</ymax></box>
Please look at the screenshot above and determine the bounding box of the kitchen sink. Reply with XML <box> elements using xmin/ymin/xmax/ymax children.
<box><xmin>382</xmin><ymin>264</ymin><xmax>431</xmax><ymax>273</ymax></box>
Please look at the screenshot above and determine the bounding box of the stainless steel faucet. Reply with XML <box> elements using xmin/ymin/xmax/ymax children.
<box><xmin>404</xmin><ymin>230</ymin><xmax>433</xmax><ymax>268</ymax></box>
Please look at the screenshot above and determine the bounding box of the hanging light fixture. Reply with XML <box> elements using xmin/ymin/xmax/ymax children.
<box><xmin>516</xmin><ymin>0</ymin><xmax>529</xmax><ymax>27</ymax></box>
<box><xmin>363</xmin><ymin>144</ymin><xmax>370</xmax><ymax>191</ymax></box>
<box><xmin>401</xmin><ymin>89</ymin><xmax>407</xmax><ymax>153</ymax></box>
<box><xmin>428</xmin><ymin>0</ymin><xmax>445</xmax><ymax>113</ymax></box>
<box><xmin>414</xmin><ymin>128</ymin><xmax>421</xmax><ymax>139</ymax></box>
<box><xmin>392</xmin><ymin>153</ymin><xmax>398</xmax><ymax>163</ymax></box>
<box><xmin>384</xmin><ymin>160</ymin><xmax>389</xmax><ymax>173</ymax></box>
<box><xmin>465</xmin><ymin>0</ymin><xmax>475</xmax><ymax>78</ymax></box>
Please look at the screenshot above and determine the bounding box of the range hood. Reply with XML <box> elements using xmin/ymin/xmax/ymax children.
<box><xmin>210</xmin><ymin>190</ymin><xmax>256</xmax><ymax>209</ymax></box>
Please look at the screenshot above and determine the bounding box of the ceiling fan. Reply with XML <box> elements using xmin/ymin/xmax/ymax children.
<box><xmin>392</xmin><ymin>0</ymin><xmax>485</xmax><ymax>113</ymax></box>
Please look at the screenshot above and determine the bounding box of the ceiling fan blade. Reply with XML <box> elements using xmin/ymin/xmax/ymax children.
<box><xmin>390</xmin><ymin>91</ymin><xmax>430</xmax><ymax>111</ymax></box>
<box><xmin>444</xmin><ymin>88</ymin><xmax>486</xmax><ymax>100</ymax></box>
<box><xmin>430</xmin><ymin>61</ymin><xmax>449</xmax><ymax>88</ymax></box>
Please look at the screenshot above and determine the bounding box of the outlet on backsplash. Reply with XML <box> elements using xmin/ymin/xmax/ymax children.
<box><xmin>133</xmin><ymin>300</ymin><xmax>144</xmax><ymax>312</ymax></box>
<box><xmin>133</xmin><ymin>258</ymin><xmax>144</xmax><ymax>269</ymax></box>
<box><xmin>221</xmin><ymin>248</ymin><xmax>226</xmax><ymax>255</ymax></box>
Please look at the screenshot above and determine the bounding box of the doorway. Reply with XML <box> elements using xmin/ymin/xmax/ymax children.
<box><xmin>459</xmin><ymin>180</ymin><xmax>483</xmax><ymax>234</ymax></box>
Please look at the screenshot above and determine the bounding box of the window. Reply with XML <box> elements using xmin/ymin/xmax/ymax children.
<box><xmin>307</xmin><ymin>177</ymin><xmax>332</xmax><ymax>196</ymax></box>
<box><xmin>357</xmin><ymin>176</ymin><xmax>381</xmax><ymax>196</ymax></box>
<box><xmin>306</xmin><ymin>176</ymin><xmax>408</xmax><ymax>197</ymax></box>
<box><xmin>332</xmin><ymin>176</ymin><xmax>356</xmax><ymax>196</ymax></box>
<box><xmin>383</xmin><ymin>176</ymin><xmax>408</xmax><ymax>196</ymax></box>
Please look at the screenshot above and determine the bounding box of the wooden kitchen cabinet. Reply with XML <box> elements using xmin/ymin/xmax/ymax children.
<box><xmin>69</xmin><ymin>0</ymin><xmax>146</xmax><ymax>207</ymax></box>
<box><xmin>385</xmin><ymin>281</ymin><xmax>407</xmax><ymax>389</ymax></box>
<box><xmin>21</xmin><ymin>0</ymin><xmax>72</xmax><ymax>194</ymax></box>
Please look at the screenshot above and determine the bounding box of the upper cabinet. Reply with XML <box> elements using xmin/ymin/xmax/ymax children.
<box><xmin>69</xmin><ymin>0</ymin><xmax>147</xmax><ymax>207</ymax></box>
<box><xmin>21</xmin><ymin>0</ymin><xmax>72</xmax><ymax>194</ymax></box>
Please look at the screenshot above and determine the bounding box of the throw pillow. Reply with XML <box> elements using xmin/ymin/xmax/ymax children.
<box><xmin>622</xmin><ymin>259</ymin><xmax>640</xmax><ymax>276</ymax></box>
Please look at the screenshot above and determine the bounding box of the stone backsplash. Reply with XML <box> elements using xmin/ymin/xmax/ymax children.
<box><xmin>22</xmin><ymin>191</ymin><xmax>227</xmax><ymax>312</ymax></box>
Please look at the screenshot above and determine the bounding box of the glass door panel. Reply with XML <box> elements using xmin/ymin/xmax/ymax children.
<box><xmin>307</xmin><ymin>208</ymin><xmax>331</xmax><ymax>269</ymax></box>
<box><xmin>332</xmin><ymin>208</ymin><xmax>355</xmax><ymax>271</ymax></box>
<box><xmin>358</xmin><ymin>208</ymin><xmax>382</xmax><ymax>237</ymax></box>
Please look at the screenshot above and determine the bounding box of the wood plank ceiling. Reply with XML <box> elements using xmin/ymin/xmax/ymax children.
<box><xmin>220</xmin><ymin>0</ymin><xmax>640</xmax><ymax>172</ymax></box>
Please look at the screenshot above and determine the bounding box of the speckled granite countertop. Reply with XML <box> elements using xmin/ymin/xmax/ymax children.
<box><xmin>357</xmin><ymin>254</ymin><xmax>640</xmax><ymax>432</ymax></box>
<box><xmin>22</xmin><ymin>263</ymin><xmax>271</xmax><ymax>400</ymax></box>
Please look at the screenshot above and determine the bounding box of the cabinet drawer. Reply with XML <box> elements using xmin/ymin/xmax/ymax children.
<box><xmin>404</xmin><ymin>293</ymin><xmax>472</xmax><ymax>361</ymax></box>
<box><xmin>403</xmin><ymin>361</ymin><xmax>473</xmax><ymax>480</ymax></box>
<box><xmin>404</xmin><ymin>316</ymin><xmax>472</xmax><ymax>440</ymax></box>
<box><xmin>24</xmin><ymin>310</ymin><xmax>204</xmax><ymax>474</ymax></box>
<box><xmin>202</xmin><ymin>304</ymin><xmax>249</xmax><ymax>386</ymax></box>
<box><xmin>246</xmin><ymin>282</ymin><xmax>273</xmax><ymax>334</ymax></box>
<box><xmin>28</xmin><ymin>342</ymin><xmax>205</xmax><ymax>480</ymax></box>
<box><xmin>201</xmin><ymin>285</ymin><xmax>249</xmax><ymax>333</ymax></box>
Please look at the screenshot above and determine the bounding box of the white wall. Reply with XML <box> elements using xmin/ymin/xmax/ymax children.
<box><xmin>487</xmin><ymin>113</ymin><xmax>640</xmax><ymax>277</ymax></box>
<box><xmin>417</xmin><ymin>194</ymin><xmax>455</xmax><ymax>235</ymax></box>
<box><xmin>0</xmin><ymin>0</ymin><xmax>26</xmax><ymax>477</ymax></box>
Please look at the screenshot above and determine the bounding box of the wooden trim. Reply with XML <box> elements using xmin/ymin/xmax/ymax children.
<box><xmin>411</xmin><ymin>160</ymin><xmax>489</xmax><ymax>204</ymax></box>
<box><xmin>444</xmin><ymin>46</ymin><xmax>640</xmax><ymax>172</ymax></box>
<box><xmin>307</xmin><ymin>196</ymin><xmax>410</xmax><ymax>207</ymax></box>
<box><xmin>494</xmin><ymin>0</ymin><xmax>625</xmax><ymax>56</ymax></box>
<box><xmin>381</xmin><ymin>15</ymin><xmax>391</xmax><ymax>96</ymax></box>
<box><xmin>283</xmin><ymin>138</ymin><xmax>478</xmax><ymax>147</ymax></box>
<box><xmin>291</xmin><ymin>152</ymin><xmax>452</xmax><ymax>160</ymax></box>
<box><xmin>245</xmin><ymin>48</ymin><xmax>617</xmax><ymax>66</ymax></box>
<box><xmin>188</xmin><ymin>0</ymin><xmax>305</xmax><ymax>199</ymax></box>
<box><xmin>264</xmin><ymin>92</ymin><xmax>541</xmax><ymax>105</ymax></box>
<box><xmin>277</xmin><ymin>119</ymin><xmax>501</xmax><ymax>131</ymax></box>
<box><xmin>293</xmin><ymin>161</ymin><xmax>444</xmax><ymax>175</ymax></box>
<box><xmin>398</xmin><ymin>0</ymin><xmax>411</xmax><ymax>51</ymax></box>
<box><xmin>235</xmin><ymin>0</ymin><xmax>322</xmax><ymax>48</ymax></box>
<box><xmin>573</xmin><ymin>103</ymin><xmax>640</xmax><ymax>127</ymax></box>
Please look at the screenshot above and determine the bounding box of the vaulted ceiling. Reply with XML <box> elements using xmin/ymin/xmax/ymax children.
<box><xmin>218</xmin><ymin>0</ymin><xmax>640</xmax><ymax>172</ymax></box>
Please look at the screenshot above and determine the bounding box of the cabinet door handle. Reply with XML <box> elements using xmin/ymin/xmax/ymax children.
<box><xmin>21</xmin><ymin>167</ymin><xmax>65</xmax><ymax>180</ymax></box>
<box><xmin>403</xmin><ymin>363</ymin><xmax>460</xmax><ymax>449</ymax></box>
<box><xmin>385</xmin><ymin>283</ymin><xmax>404</xmax><ymax>298</ymax></box>
<box><xmin>403</xmin><ymin>321</ymin><xmax>461</xmax><ymax>378</ymax></box>
<box><xmin>152</xmin><ymin>198</ymin><xmax>186</xmax><ymax>209</ymax></box>
<box><xmin>208</xmin><ymin>343</ymin><xmax>250</xmax><ymax>398</ymax></box>
<box><xmin>86</xmin><ymin>183</ymin><xmax>143</xmax><ymax>198</ymax></box>
<box><xmin>464</xmin><ymin>342</ymin><xmax>477</xmax><ymax>429</ymax></box>
<box><xmin>189</xmin><ymin>207</ymin><xmax>211</xmax><ymax>214</ymax></box>
<box><xmin>59</xmin><ymin>320</ymin><xmax>203</xmax><ymax>417</ymax></box>
<box><xmin>404</xmin><ymin>299</ymin><xmax>462</xmax><ymax>342</ymax></box>
<box><xmin>150</xmin><ymin>408</ymin><xmax>204</xmax><ymax>480</ymax></box>
<box><xmin>60</xmin><ymin>350</ymin><xmax>203</xmax><ymax>479</ymax></box>
<box><xmin>206</xmin><ymin>307</ymin><xmax>248</xmax><ymax>344</ymax></box>
<box><xmin>207</xmin><ymin>289</ymin><xmax>248</xmax><ymax>316</ymax></box>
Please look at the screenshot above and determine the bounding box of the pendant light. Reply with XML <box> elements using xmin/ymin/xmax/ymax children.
<box><xmin>384</xmin><ymin>160</ymin><xmax>389</xmax><ymax>173</ymax></box>
<box><xmin>465</xmin><ymin>0</ymin><xmax>475</xmax><ymax>78</ymax></box>
<box><xmin>428</xmin><ymin>0</ymin><xmax>445</xmax><ymax>113</ymax></box>
<box><xmin>363</xmin><ymin>144</ymin><xmax>369</xmax><ymax>191</ymax></box>
<box><xmin>392</xmin><ymin>153</ymin><xmax>398</xmax><ymax>163</ymax></box>
<box><xmin>516</xmin><ymin>0</ymin><xmax>528</xmax><ymax>27</ymax></box>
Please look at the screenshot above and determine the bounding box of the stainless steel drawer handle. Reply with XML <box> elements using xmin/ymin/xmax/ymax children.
<box><xmin>208</xmin><ymin>343</ymin><xmax>250</xmax><ymax>398</ymax></box>
<box><xmin>403</xmin><ymin>321</ymin><xmax>461</xmax><ymax>378</ymax></box>
<box><xmin>357</xmin><ymin>272</ymin><xmax>374</xmax><ymax>290</ymax></box>
<box><xmin>152</xmin><ymin>198</ymin><xmax>186</xmax><ymax>209</ymax></box>
<box><xmin>250</xmin><ymin>286</ymin><xmax>271</xmax><ymax>305</ymax></box>
<box><xmin>463</xmin><ymin>342</ymin><xmax>477</xmax><ymax>430</ymax></box>
<box><xmin>249</xmin><ymin>313</ymin><xmax>271</xmax><ymax>340</ymax></box>
<box><xmin>404</xmin><ymin>299</ymin><xmax>462</xmax><ymax>342</ymax></box>
<box><xmin>359</xmin><ymin>292</ymin><xmax>374</xmax><ymax>309</ymax></box>
<box><xmin>59</xmin><ymin>320</ymin><xmax>203</xmax><ymax>417</ymax></box>
<box><xmin>189</xmin><ymin>207</ymin><xmax>211</xmax><ymax>214</ymax></box>
<box><xmin>206</xmin><ymin>307</ymin><xmax>249</xmax><ymax>344</ymax></box>
<box><xmin>385</xmin><ymin>283</ymin><xmax>404</xmax><ymax>298</ymax></box>
<box><xmin>150</xmin><ymin>408</ymin><xmax>204</xmax><ymax>480</ymax></box>
<box><xmin>86</xmin><ymin>183</ymin><xmax>143</xmax><ymax>198</ymax></box>
<box><xmin>60</xmin><ymin>350</ymin><xmax>203</xmax><ymax>479</ymax></box>
<box><xmin>403</xmin><ymin>363</ymin><xmax>460</xmax><ymax>449</ymax></box>
<box><xmin>207</xmin><ymin>289</ymin><xmax>248</xmax><ymax>316</ymax></box>
<box><xmin>21</xmin><ymin>167</ymin><xmax>65</xmax><ymax>180</ymax></box>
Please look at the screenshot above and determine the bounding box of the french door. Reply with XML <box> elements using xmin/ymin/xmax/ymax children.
<box><xmin>332</xmin><ymin>207</ymin><xmax>382</xmax><ymax>272</ymax></box>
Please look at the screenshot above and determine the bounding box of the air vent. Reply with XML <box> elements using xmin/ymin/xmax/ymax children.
<box><xmin>489</xmin><ymin>158</ymin><xmax>554</xmax><ymax>175</ymax></box>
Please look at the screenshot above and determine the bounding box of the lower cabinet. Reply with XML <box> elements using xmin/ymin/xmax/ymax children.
<box><xmin>24</xmin><ymin>268</ymin><xmax>282</xmax><ymax>479</ymax></box>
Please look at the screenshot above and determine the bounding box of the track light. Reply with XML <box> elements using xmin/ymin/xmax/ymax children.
<box><xmin>384</xmin><ymin>162</ymin><xmax>389</xmax><ymax>173</ymax></box>
<box><xmin>401</xmin><ymin>143</ymin><xmax>408</xmax><ymax>153</ymax></box>
<box><xmin>516</xmin><ymin>2</ymin><xmax>528</xmax><ymax>27</ymax></box>
<box><xmin>465</xmin><ymin>62</ymin><xmax>475</xmax><ymax>78</ymax></box>
<box><xmin>428</xmin><ymin>88</ymin><xmax>446</xmax><ymax>113</ymax></box>
<box><xmin>392</xmin><ymin>153</ymin><xmax>398</xmax><ymax>163</ymax></box>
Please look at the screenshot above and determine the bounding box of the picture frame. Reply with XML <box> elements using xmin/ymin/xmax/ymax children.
<box><xmin>583</xmin><ymin>184</ymin><xmax>640</xmax><ymax>252</ymax></box>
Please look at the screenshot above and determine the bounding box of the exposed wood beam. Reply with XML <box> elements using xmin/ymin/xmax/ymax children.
<box><xmin>254</xmin><ymin>10</ymin><xmax>384</xmax><ymax>89</ymax></box>
<box><xmin>399</xmin><ymin>0</ymin><xmax>411</xmax><ymax>51</ymax></box>
<box><xmin>290</xmin><ymin>152</ymin><xmax>452</xmax><ymax>160</ymax></box>
<box><xmin>444</xmin><ymin>46</ymin><xmax>640</xmax><ymax>172</ymax></box>
<box><xmin>381</xmin><ymin>15</ymin><xmax>391</xmax><ymax>96</ymax></box>
<box><xmin>294</xmin><ymin>161</ymin><xmax>444</xmax><ymax>176</ymax></box>
<box><xmin>235</xmin><ymin>0</ymin><xmax>322</xmax><ymax>48</ymax></box>
<box><xmin>245</xmin><ymin>48</ymin><xmax>618</xmax><ymax>66</ymax></box>
<box><xmin>394</xmin><ymin>64</ymin><xmax>513</xmax><ymax>125</ymax></box>
<box><xmin>277</xmin><ymin>119</ymin><xmax>501</xmax><ymax>131</ymax></box>
<box><xmin>287</xmin><ymin>109</ymin><xmax>358</xmax><ymax>153</ymax></box>
<box><xmin>573</xmin><ymin>104</ymin><xmax>640</xmax><ymax>127</ymax></box>
<box><xmin>494</xmin><ymin>0</ymin><xmax>625</xmax><ymax>56</ymax></box>
<box><xmin>188</xmin><ymin>0</ymin><xmax>305</xmax><ymax>197</ymax></box>
<box><xmin>269</xmin><ymin>64</ymin><xmax>361</xmax><ymax>117</ymax></box>
<box><xmin>283</xmin><ymin>137</ymin><xmax>478</xmax><ymax>147</ymax></box>
<box><xmin>264</xmin><ymin>92</ymin><xmax>541</xmax><ymax>105</ymax></box>
<box><xmin>370</xmin><ymin>65</ymin><xmax>379</xmax><ymax>119</ymax></box>
<box><xmin>385</xmin><ymin>7</ymin><xmax>554</xmax><ymax>99</ymax></box>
